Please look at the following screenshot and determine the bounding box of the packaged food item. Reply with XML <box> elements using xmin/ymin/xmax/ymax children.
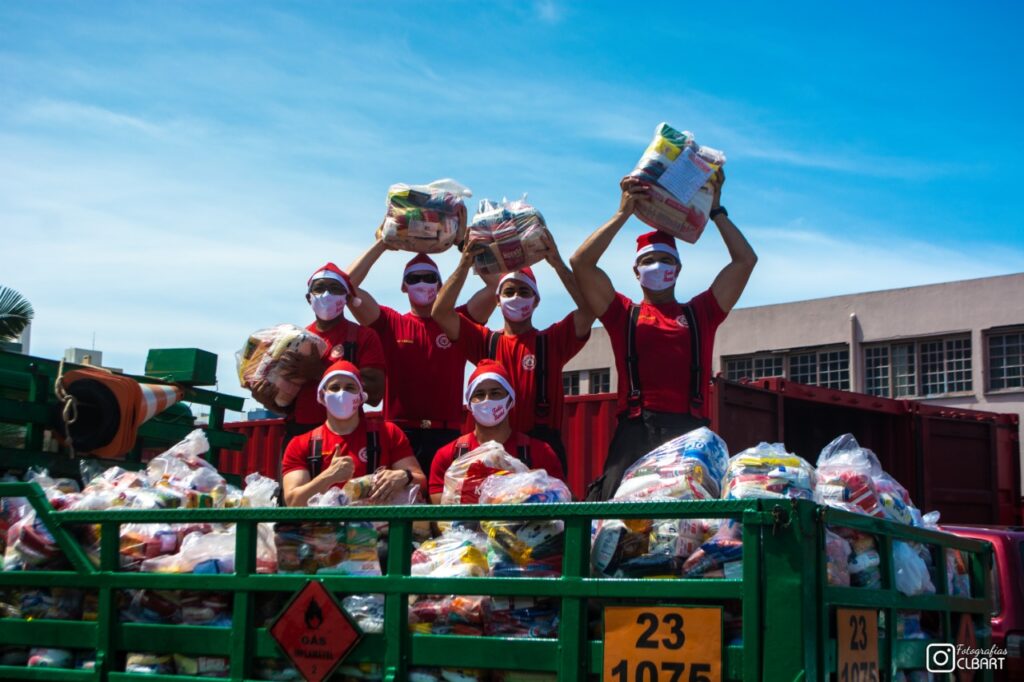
<box><xmin>236</xmin><ymin>324</ymin><xmax>329</xmax><ymax>407</ymax></box>
<box><xmin>27</xmin><ymin>648</ymin><xmax>73</xmax><ymax>668</ymax></box>
<box><xmin>141</xmin><ymin>530</ymin><xmax>235</xmax><ymax>574</ymax></box>
<box><xmin>874</xmin><ymin>472</ymin><xmax>920</xmax><ymax>526</ymax></box>
<box><xmin>837</xmin><ymin>529</ymin><xmax>882</xmax><ymax>589</ymax></box>
<box><xmin>440</xmin><ymin>441</ymin><xmax>530</xmax><ymax>506</ymax></box>
<box><xmin>628</xmin><ymin>123</ymin><xmax>726</xmax><ymax>243</ymax></box>
<box><xmin>681</xmin><ymin>520</ymin><xmax>743</xmax><ymax>578</ymax></box>
<box><xmin>342</xmin><ymin>594</ymin><xmax>384</xmax><ymax>634</ymax></box>
<box><xmin>377</xmin><ymin>179</ymin><xmax>471</xmax><ymax>254</ymax></box>
<box><xmin>468</xmin><ymin>198</ymin><xmax>551</xmax><ymax>275</ymax></box>
<box><xmin>411</xmin><ymin>528</ymin><xmax>489</xmax><ymax>578</ymax></box>
<box><xmin>893</xmin><ymin>541</ymin><xmax>936</xmax><ymax>596</ymax></box>
<box><xmin>484</xmin><ymin>596</ymin><xmax>559</xmax><ymax>638</ymax></box>
<box><xmin>814</xmin><ymin>434</ymin><xmax>885</xmax><ymax>517</ymax></box>
<box><xmin>722</xmin><ymin>443</ymin><xmax>815</xmax><ymax>501</ymax></box>
<box><xmin>174</xmin><ymin>654</ymin><xmax>230</xmax><ymax>677</ymax></box>
<box><xmin>120</xmin><ymin>589</ymin><xmax>183</xmax><ymax>624</ymax></box>
<box><xmin>478</xmin><ymin>470</ymin><xmax>572</xmax><ymax>506</ymax></box>
<box><xmin>126</xmin><ymin>652</ymin><xmax>175</xmax><ymax>675</ymax></box>
<box><xmin>591</xmin><ymin>519</ymin><xmax>650</xmax><ymax>577</ymax></box>
<box><xmin>826</xmin><ymin>530</ymin><xmax>852</xmax><ymax>587</ymax></box>
<box><xmin>274</xmin><ymin>519</ymin><xmax>381</xmax><ymax>576</ymax></box>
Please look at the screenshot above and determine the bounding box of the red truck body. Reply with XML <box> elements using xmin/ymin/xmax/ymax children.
<box><xmin>222</xmin><ymin>378</ymin><xmax>1022</xmax><ymax>525</ymax></box>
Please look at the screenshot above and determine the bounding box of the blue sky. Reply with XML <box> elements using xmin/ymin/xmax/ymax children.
<box><xmin>2</xmin><ymin>1</ymin><xmax>1022</xmax><ymax>416</ymax></box>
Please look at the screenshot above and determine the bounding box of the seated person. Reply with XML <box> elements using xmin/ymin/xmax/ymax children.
<box><xmin>428</xmin><ymin>359</ymin><xmax>566</xmax><ymax>504</ymax></box>
<box><xmin>281</xmin><ymin>360</ymin><xmax>425</xmax><ymax>507</ymax></box>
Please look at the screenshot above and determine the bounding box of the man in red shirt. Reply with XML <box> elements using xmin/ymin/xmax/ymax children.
<box><xmin>432</xmin><ymin>234</ymin><xmax>593</xmax><ymax>470</ymax></box>
<box><xmin>571</xmin><ymin>172</ymin><xmax>758</xmax><ymax>500</ymax></box>
<box><xmin>281</xmin><ymin>360</ymin><xmax>424</xmax><ymax>507</ymax></box>
<box><xmin>345</xmin><ymin>238</ymin><xmax>498</xmax><ymax>476</ymax></box>
<box><xmin>429</xmin><ymin>360</ymin><xmax>565</xmax><ymax>504</ymax></box>
<box><xmin>251</xmin><ymin>263</ymin><xmax>388</xmax><ymax>446</ymax></box>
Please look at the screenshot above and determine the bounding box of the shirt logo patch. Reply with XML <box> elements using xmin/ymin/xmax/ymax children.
<box><xmin>522</xmin><ymin>354</ymin><xmax>536</xmax><ymax>371</ymax></box>
<box><xmin>676</xmin><ymin>315</ymin><xmax>689</xmax><ymax>328</ymax></box>
<box><xmin>357</xmin><ymin>447</ymin><xmax>368</xmax><ymax>463</ymax></box>
<box><xmin>436</xmin><ymin>333</ymin><xmax>452</xmax><ymax>349</ymax></box>
<box><xmin>329</xmin><ymin>344</ymin><xmax>347</xmax><ymax>360</ymax></box>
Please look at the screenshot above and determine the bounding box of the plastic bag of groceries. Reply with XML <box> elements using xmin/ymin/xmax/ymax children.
<box><xmin>893</xmin><ymin>541</ymin><xmax>936</xmax><ymax>596</ymax></box>
<box><xmin>467</xmin><ymin>197</ymin><xmax>551</xmax><ymax>276</ymax></box>
<box><xmin>236</xmin><ymin>324</ymin><xmax>328</xmax><ymax>408</ymax></box>
<box><xmin>628</xmin><ymin>122</ymin><xmax>726</xmax><ymax>244</ymax></box>
<box><xmin>411</xmin><ymin>528</ymin><xmax>489</xmax><ymax>578</ymax></box>
<box><xmin>614</xmin><ymin>427</ymin><xmax>730</xmax><ymax>500</ymax></box>
<box><xmin>477</xmin><ymin>471</ymin><xmax>570</xmax><ymax>577</ymax></box>
<box><xmin>874</xmin><ymin>471</ymin><xmax>921</xmax><ymax>526</ymax></box>
<box><xmin>377</xmin><ymin>179</ymin><xmax>471</xmax><ymax>254</ymax></box>
<box><xmin>814</xmin><ymin>434</ymin><xmax>885</xmax><ymax>518</ymax></box>
<box><xmin>826</xmin><ymin>529</ymin><xmax>853</xmax><ymax>586</ymax></box>
<box><xmin>722</xmin><ymin>443</ymin><xmax>815</xmax><ymax>501</ymax></box>
<box><xmin>681</xmin><ymin>519</ymin><xmax>743</xmax><ymax>579</ymax></box>
<box><xmin>441</xmin><ymin>441</ymin><xmax>530</xmax><ymax>506</ymax></box>
<box><xmin>920</xmin><ymin>511</ymin><xmax>972</xmax><ymax>597</ymax></box>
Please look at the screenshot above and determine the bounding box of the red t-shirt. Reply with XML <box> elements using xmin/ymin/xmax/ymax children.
<box><xmin>291</xmin><ymin>318</ymin><xmax>387</xmax><ymax>425</ymax></box>
<box><xmin>600</xmin><ymin>289</ymin><xmax>727</xmax><ymax>419</ymax></box>
<box><xmin>370</xmin><ymin>305</ymin><xmax>472</xmax><ymax>425</ymax></box>
<box><xmin>428</xmin><ymin>431</ymin><xmax>566</xmax><ymax>496</ymax></box>
<box><xmin>457</xmin><ymin>313</ymin><xmax>589</xmax><ymax>433</ymax></box>
<box><xmin>281</xmin><ymin>418</ymin><xmax>412</xmax><ymax>483</ymax></box>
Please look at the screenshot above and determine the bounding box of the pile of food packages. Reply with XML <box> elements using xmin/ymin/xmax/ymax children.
<box><xmin>628</xmin><ymin>122</ymin><xmax>726</xmax><ymax>244</ymax></box>
<box><xmin>236</xmin><ymin>324</ymin><xmax>328</xmax><ymax>407</ymax></box>
<box><xmin>376</xmin><ymin>179</ymin><xmax>472</xmax><ymax>254</ymax></box>
<box><xmin>467</xmin><ymin>197</ymin><xmax>551</xmax><ymax>276</ymax></box>
<box><xmin>0</xmin><ymin>426</ymin><xmax>974</xmax><ymax>680</ymax></box>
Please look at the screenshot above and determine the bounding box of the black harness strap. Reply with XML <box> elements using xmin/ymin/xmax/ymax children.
<box><xmin>485</xmin><ymin>330</ymin><xmax>502</xmax><ymax>360</ymax></box>
<box><xmin>342</xmin><ymin>322</ymin><xmax>359</xmax><ymax>363</ymax></box>
<box><xmin>365</xmin><ymin>423</ymin><xmax>381</xmax><ymax>472</ymax></box>
<box><xmin>680</xmin><ymin>303</ymin><xmax>703</xmax><ymax>411</ymax></box>
<box><xmin>307</xmin><ymin>428</ymin><xmax>325</xmax><ymax>477</ymax></box>
<box><xmin>516</xmin><ymin>442</ymin><xmax>532</xmax><ymax>468</ymax></box>
<box><xmin>625</xmin><ymin>304</ymin><xmax>643</xmax><ymax>416</ymax></box>
<box><xmin>533</xmin><ymin>334</ymin><xmax>550</xmax><ymax>422</ymax></box>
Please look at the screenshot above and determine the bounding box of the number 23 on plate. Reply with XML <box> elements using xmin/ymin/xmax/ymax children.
<box><xmin>603</xmin><ymin>606</ymin><xmax>722</xmax><ymax>682</ymax></box>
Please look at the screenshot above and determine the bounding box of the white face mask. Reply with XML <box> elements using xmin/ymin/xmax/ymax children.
<box><xmin>637</xmin><ymin>262</ymin><xmax>678</xmax><ymax>291</ymax></box>
<box><xmin>407</xmin><ymin>283</ymin><xmax>439</xmax><ymax>307</ymax></box>
<box><xmin>310</xmin><ymin>292</ymin><xmax>347</xmax><ymax>321</ymax></box>
<box><xmin>323</xmin><ymin>390</ymin><xmax>362</xmax><ymax>420</ymax></box>
<box><xmin>470</xmin><ymin>397</ymin><xmax>511</xmax><ymax>427</ymax></box>
<box><xmin>500</xmin><ymin>295</ymin><xmax>536</xmax><ymax>322</ymax></box>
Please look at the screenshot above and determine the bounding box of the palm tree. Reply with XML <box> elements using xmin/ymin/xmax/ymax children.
<box><xmin>0</xmin><ymin>286</ymin><xmax>33</xmax><ymax>448</ymax></box>
<box><xmin>0</xmin><ymin>286</ymin><xmax>34</xmax><ymax>342</ymax></box>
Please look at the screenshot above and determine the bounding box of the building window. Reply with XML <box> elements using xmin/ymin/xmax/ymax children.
<box><xmin>862</xmin><ymin>336</ymin><xmax>971</xmax><ymax>398</ymax></box>
<box><xmin>562</xmin><ymin>371</ymin><xmax>580</xmax><ymax>396</ymax></box>
<box><xmin>589</xmin><ymin>368</ymin><xmax>611</xmax><ymax>394</ymax></box>
<box><xmin>724</xmin><ymin>355</ymin><xmax>783</xmax><ymax>382</ymax></box>
<box><xmin>989</xmin><ymin>331</ymin><xmax>1023</xmax><ymax>390</ymax></box>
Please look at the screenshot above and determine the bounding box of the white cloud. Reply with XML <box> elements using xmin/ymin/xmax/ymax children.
<box><xmin>535</xmin><ymin>1</ymin><xmax>564</xmax><ymax>24</ymax></box>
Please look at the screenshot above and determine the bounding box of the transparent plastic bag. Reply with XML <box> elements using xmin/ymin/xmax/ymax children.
<box><xmin>478</xmin><ymin>470</ymin><xmax>571</xmax><ymax>506</ymax></box>
<box><xmin>616</xmin><ymin>427</ymin><xmax>730</xmax><ymax>500</ymax></box>
<box><xmin>441</xmin><ymin>441</ymin><xmax>530</xmax><ymax>506</ymax></box>
<box><xmin>377</xmin><ymin>179</ymin><xmax>471</xmax><ymax>254</ymax></box>
<box><xmin>723</xmin><ymin>443</ymin><xmax>815</xmax><ymax>500</ymax></box>
<box><xmin>629</xmin><ymin>123</ymin><xmax>726</xmax><ymax>244</ymax></box>
<box><xmin>242</xmin><ymin>473</ymin><xmax>280</xmax><ymax>508</ymax></box>
<box><xmin>893</xmin><ymin>541</ymin><xmax>936</xmax><ymax>596</ymax></box>
<box><xmin>814</xmin><ymin>434</ymin><xmax>885</xmax><ymax>517</ymax></box>
<box><xmin>141</xmin><ymin>530</ymin><xmax>235</xmax><ymax>574</ymax></box>
<box><xmin>236</xmin><ymin>324</ymin><xmax>329</xmax><ymax>407</ymax></box>
<box><xmin>411</xmin><ymin>528</ymin><xmax>489</xmax><ymax>578</ymax></box>
<box><xmin>826</xmin><ymin>529</ymin><xmax>852</xmax><ymax>586</ymax></box>
<box><xmin>468</xmin><ymin>197</ymin><xmax>551</xmax><ymax>276</ymax></box>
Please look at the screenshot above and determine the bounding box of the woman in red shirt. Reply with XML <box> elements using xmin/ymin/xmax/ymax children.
<box><xmin>429</xmin><ymin>360</ymin><xmax>565</xmax><ymax>504</ymax></box>
<box><xmin>281</xmin><ymin>360</ymin><xmax>425</xmax><ymax>507</ymax></box>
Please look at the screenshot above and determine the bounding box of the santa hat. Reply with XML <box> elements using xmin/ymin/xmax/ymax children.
<box><xmin>635</xmin><ymin>231</ymin><xmax>680</xmax><ymax>262</ymax></box>
<box><xmin>307</xmin><ymin>262</ymin><xmax>361</xmax><ymax>306</ymax></box>
<box><xmin>316</xmin><ymin>360</ymin><xmax>367</xmax><ymax>404</ymax></box>
<box><xmin>403</xmin><ymin>253</ymin><xmax>441</xmax><ymax>279</ymax></box>
<box><xmin>496</xmin><ymin>267</ymin><xmax>540</xmax><ymax>299</ymax></box>
<box><xmin>465</xmin><ymin>359</ymin><xmax>516</xmax><ymax>405</ymax></box>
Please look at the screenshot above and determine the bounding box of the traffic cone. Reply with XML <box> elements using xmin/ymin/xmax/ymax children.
<box><xmin>56</xmin><ymin>368</ymin><xmax>185</xmax><ymax>459</ymax></box>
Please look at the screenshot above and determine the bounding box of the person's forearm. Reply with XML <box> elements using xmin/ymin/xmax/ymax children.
<box><xmin>550</xmin><ymin>255</ymin><xmax>588</xmax><ymax>312</ymax></box>
<box><xmin>571</xmin><ymin>210</ymin><xmax>629</xmax><ymax>268</ymax></box>
<box><xmin>346</xmin><ymin>239</ymin><xmax>388</xmax><ymax>287</ymax></box>
<box><xmin>714</xmin><ymin>214</ymin><xmax>757</xmax><ymax>265</ymax></box>
<box><xmin>432</xmin><ymin>258</ymin><xmax>472</xmax><ymax>337</ymax></box>
<box><xmin>286</xmin><ymin>472</ymin><xmax>341</xmax><ymax>507</ymax></box>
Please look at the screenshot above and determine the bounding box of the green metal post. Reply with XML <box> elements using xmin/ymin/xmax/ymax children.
<box><xmin>382</xmin><ymin>520</ymin><xmax>412</xmax><ymax>682</ymax></box>
<box><xmin>230</xmin><ymin>521</ymin><xmax>256</xmax><ymax>681</ymax></box>
<box><xmin>558</xmin><ymin>515</ymin><xmax>591</xmax><ymax>682</ymax></box>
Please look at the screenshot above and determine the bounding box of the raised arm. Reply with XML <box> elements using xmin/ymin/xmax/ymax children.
<box><xmin>464</xmin><ymin>277</ymin><xmax>499</xmax><ymax>326</ymax></box>
<box><xmin>431</xmin><ymin>243</ymin><xmax>476</xmax><ymax>341</ymax></box>
<box><xmin>707</xmin><ymin>171</ymin><xmax>757</xmax><ymax>314</ymax></box>
<box><xmin>542</xmin><ymin>232</ymin><xmax>595</xmax><ymax>338</ymax></box>
<box><xmin>345</xmin><ymin>238</ymin><xmax>389</xmax><ymax>326</ymax></box>
<box><xmin>570</xmin><ymin>177</ymin><xmax>650</xmax><ymax>318</ymax></box>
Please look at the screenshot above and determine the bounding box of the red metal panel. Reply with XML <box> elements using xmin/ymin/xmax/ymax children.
<box><xmin>561</xmin><ymin>394</ymin><xmax>617</xmax><ymax>499</ymax></box>
<box><xmin>223</xmin><ymin>419</ymin><xmax>286</xmax><ymax>480</ymax></box>
<box><xmin>710</xmin><ymin>379</ymin><xmax>783</xmax><ymax>455</ymax></box>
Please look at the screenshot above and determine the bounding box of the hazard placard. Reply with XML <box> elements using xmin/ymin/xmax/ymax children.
<box><xmin>269</xmin><ymin>581</ymin><xmax>362</xmax><ymax>682</ymax></box>
<box><xmin>836</xmin><ymin>608</ymin><xmax>879</xmax><ymax>682</ymax></box>
<box><xmin>603</xmin><ymin>605</ymin><xmax>722</xmax><ymax>682</ymax></box>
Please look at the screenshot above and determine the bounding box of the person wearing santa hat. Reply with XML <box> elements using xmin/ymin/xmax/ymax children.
<box><xmin>281</xmin><ymin>360</ymin><xmax>425</xmax><ymax>507</ymax></box>
<box><xmin>428</xmin><ymin>359</ymin><xmax>565</xmax><ymax>504</ymax></box>
<box><xmin>571</xmin><ymin>171</ymin><xmax>757</xmax><ymax>500</ymax></box>
<box><xmin>432</xmin><ymin>231</ymin><xmax>594</xmax><ymax>471</ymax></box>
<box><xmin>250</xmin><ymin>262</ymin><xmax>388</xmax><ymax>446</ymax></box>
<box><xmin>343</xmin><ymin>237</ymin><xmax>500</xmax><ymax>476</ymax></box>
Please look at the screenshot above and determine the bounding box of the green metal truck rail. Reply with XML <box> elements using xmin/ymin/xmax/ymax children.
<box><xmin>0</xmin><ymin>483</ymin><xmax>994</xmax><ymax>681</ymax></box>
<box><xmin>0</xmin><ymin>350</ymin><xmax>246</xmax><ymax>479</ymax></box>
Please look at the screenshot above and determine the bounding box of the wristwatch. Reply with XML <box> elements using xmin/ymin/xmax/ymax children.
<box><xmin>403</xmin><ymin>469</ymin><xmax>413</xmax><ymax>486</ymax></box>
<box><xmin>709</xmin><ymin>206</ymin><xmax>728</xmax><ymax>220</ymax></box>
